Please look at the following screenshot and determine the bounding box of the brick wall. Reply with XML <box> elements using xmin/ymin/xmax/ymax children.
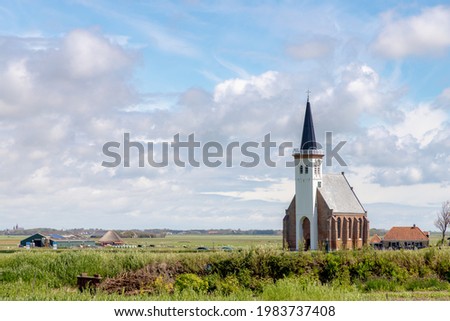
<box><xmin>283</xmin><ymin>193</ymin><xmax>369</xmax><ymax>251</ymax></box>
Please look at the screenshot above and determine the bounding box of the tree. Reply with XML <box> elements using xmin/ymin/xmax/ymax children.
<box><xmin>434</xmin><ymin>201</ymin><xmax>450</xmax><ymax>246</ymax></box>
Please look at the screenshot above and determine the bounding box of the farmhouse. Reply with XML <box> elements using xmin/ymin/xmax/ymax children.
<box><xmin>381</xmin><ymin>225</ymin><xmax>429</xmax><ymax>249</ymax></box>
<box><xmin>283</xmin><ymin>97</ymin><xmax>369</xmax><ymax>251</ymax></box>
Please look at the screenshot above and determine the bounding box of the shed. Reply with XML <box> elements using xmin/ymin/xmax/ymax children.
<box><xmin>20</xmin><ymin>233</ymin><xmax>49</xmax><ymax>247</ymax></box>
<box><xmin>50</xmin><ymin>239</ymin><xmax>96</xmax><ymax>248</ymax></box>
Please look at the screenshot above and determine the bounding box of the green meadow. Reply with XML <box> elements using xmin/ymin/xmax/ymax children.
<box><xmin>0</xmin><ymin>235</ymin><xmax>449</xmax><ymax>301</ymax></box>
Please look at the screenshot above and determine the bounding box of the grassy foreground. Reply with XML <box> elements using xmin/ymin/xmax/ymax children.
<box><xmin>1</xmin><ymin>246</ymin><xmax>450</xmax><ymax>300</ymax></box>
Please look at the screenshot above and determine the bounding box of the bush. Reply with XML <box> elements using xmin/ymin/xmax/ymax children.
<box><xmin>174</xmin><ymin>273</ymin><xmax>208</xmax><ymax>294</ymax></box>
<box><xmin>151</xmin><ymin>275</ymin><xmax>174</xmax><ymax>294</ymax></box>
<box><xmin>319</xmin><ymin>254</ymin><xmax>341</xmax><ymax>283</ymax></box>
<box><xmin>363</xmin><ymin>278</ymin><xmax>398</xmax><ymax>292</ymax></box>
<box><xmin>2</xmin><ymin>247</ymin><xmax>450</xmax><ymax>300</ymax></box>
<box><xmin>404</xmin><ymin>277</ymin><xmax>449</xmax><ymax>291</ymax></box>
<box><xmin>217</xmin><ymin>275</ymin><xmax>241</xmax><ymax>295</ymax></box>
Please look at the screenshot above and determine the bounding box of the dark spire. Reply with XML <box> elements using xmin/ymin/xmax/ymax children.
<box><xmin>300</xmin><ymin>98</ymin><xmax>318</xmax><ymax>150</ymax></box>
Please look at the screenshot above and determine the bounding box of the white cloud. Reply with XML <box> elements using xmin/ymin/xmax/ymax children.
<box><xmin>63</xmin><ymin>29</ymin><xmax>132</xmax><ymax>79</ymax></box>
<box><xmin>310</xmin><ymin>63</ymin><xmax>398</xmax><ymax>135</ymax></box>
<box><xmin>213</xmin><ymin>71</ymin><xmax>288</xmax><ymax>102</ymax></box>
<box><xmin>345</xmin><ymin>64</ymin><xmax>381</xmax><ymax>110</ymax></box>
<box><xmin>373</xmin><ymin>6</ymin><xmax>450</xmax><ymax>58</ymax></box>
<box><xmin>349</xmin><ymin>165</ymin><xmax>449</xmax><ymax>207</ymax></box>
<box><xmin>0</xmin><ymin>26</ymin><xmax>448</xmax><ymax>231</ymax></box>
<box><xmin>391</xmin><ymin>104</ymin><xmax>447</xmax><ymax>147</ymax></box>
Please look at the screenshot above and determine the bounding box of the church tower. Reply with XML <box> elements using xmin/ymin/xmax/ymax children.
<box><xmin>293</xmin><ymin>96</ymin><xmax>324</xmax><ymax>250</ymax></box>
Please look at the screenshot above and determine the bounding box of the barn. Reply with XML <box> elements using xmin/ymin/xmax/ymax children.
<box><xmin>20</xmin><ymin>233</ymin><xmax>49</xmax><ymax>247</ymax></box>
<box><xmin>98</xmin><ymin>230</ymin><xmax>124</xmax><ymax>246</ymax></box>
<box><xmin>20</xmin><ymin>233</ymin><xmax>96</xmax><ymax>248</ymax></box>
<box><xmin>50</xmin><ymin>239</ymin><xmax>96</xmax><ymax>248</ymax></box>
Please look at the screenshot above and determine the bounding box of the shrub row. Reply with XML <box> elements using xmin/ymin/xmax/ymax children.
<box><xmin>1</xmin><ymin>247</ymin><xmax>449</xmax><ymax>298</ymax></box>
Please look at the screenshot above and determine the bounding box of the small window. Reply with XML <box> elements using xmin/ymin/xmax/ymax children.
<box><xmin>300</xmin><ymin>165</ymin><xmax>303</xmax><ymax>174</ymax></box>
<box><xmin>318</xmin><ymin>182</ymin><xmax>322</xmax><ymax>188</ymax></box>
<box><xmin>305</xmin><ymin>166</ymin><xmax>309</xmax><ymax>174</ymax></box>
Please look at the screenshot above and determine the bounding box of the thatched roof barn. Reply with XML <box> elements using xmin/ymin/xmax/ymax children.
<box><xmin>98</xmin><ymin>230</ymin><xmax>124</xmax><ymax>245</ymax></box>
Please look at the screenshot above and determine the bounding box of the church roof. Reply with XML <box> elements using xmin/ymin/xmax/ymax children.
<box><xmin>318</xmin><ymin>173</ymin><xmax>366</xmax><ymax>214</ymax></box>
<box><xmin>300</xmin><ymin>98</ymin><xmax>318</xmax><ymax>150</ymax></box>
<box><xmin>383</xmin><ymin>226</ymin><xmax>428</xmax><ymax>241</ymax></box>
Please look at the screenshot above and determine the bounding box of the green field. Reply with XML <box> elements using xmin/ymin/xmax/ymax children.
<box><xmin>125</xmin><ymin>234</ymin><xmax>281</xmax><ymax>250</ymax></box>
<box><xmin>1</xmin><ymin>232</ymin><xmax>445</xmax><ymax>251</ymax></box>
<box><xmin>0</xmin><ymin>236</ymin><xmax>22</xmax><ymax>250</ymax></box>
<box><xmin>0</xmin><ymin>234</ymin><xmax>281</xmax><ymax>251</ymax></box>
<box><xmin>1</xmin><ymin>235</ymin><xmax>449</xmax><ymax>301</ymax></box>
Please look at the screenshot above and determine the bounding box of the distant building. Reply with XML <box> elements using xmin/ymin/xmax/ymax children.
<box><xmin>369</xmin><ymin>234</ymin><xmax>383</xmax><ymax>250</ymax></box>
<box><xmin>283</xmin><ymin>97</ymin><xmax>369</xmax><ymax>251</ymax></box>
<box><xmin>20</xmin><ymin>233</ymin><xmax>96</xmax><ymax>248</ymax></box>
<box><xmin>381</xmin><ymin>225</ymin><xmax>429</xmax><ymax>249</ymax></box>
<box><xmin>98</xmin><ymin>230</ymin><xmax>124</xmax><ymax>246</ymax></box>
<box><xmin>20</xmin><ymin>233</ymin><xmax>48</xmax><ymax>247</ymax></box>
<box><xmin>50</xmin><ymin>239</ymin><xmax>96</xmax><ymax>248</ymax></box>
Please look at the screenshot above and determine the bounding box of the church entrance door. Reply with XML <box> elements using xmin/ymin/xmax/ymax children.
<box><xmin>302</xmin><ymin>217</ymin><xmax>311</xmax><ymax>251</ymax></box>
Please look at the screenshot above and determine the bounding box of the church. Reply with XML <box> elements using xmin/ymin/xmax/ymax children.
<box><xmin>282</xmin><ymin>97</ymin><xmax>369</xmax><ymax>251</ymax></box>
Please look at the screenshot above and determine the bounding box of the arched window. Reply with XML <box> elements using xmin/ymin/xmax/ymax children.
<box><xmin>337</xmin><ymin>218</ymin><xmax>341</xmax><ymax>239</ymax></box>
<box><xmin>300</xmin><ymin>165</ymin><xmax>303</xmax><ymax>174</ymax></box>
<box><xmin>305</xmin><ymin>166</ymin><xmax>309</xmax><ymax>174</ymax></box>
<box><xmin>359</xmin><ymin>219</ymin><xmax>363</xmax><ymax>239</ymax></box>
<box><xmin>348</xmin><ymin>219</ymin><xmax>352</xmax><ymax>239</ymax></box>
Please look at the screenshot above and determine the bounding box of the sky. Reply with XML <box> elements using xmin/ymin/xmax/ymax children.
<box><xmin>0</xmin><ymin>0</ymin><xmax>449</xmax><ymax>231</ymax></box>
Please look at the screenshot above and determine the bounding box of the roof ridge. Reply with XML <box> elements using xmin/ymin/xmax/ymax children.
<box><xmin>341</xmin><ymin>172</ymin><xmax>367</xmax><ymax>214</ymax></box>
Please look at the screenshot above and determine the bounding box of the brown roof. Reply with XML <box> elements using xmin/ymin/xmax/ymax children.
<box><xmin>383</xmin><ymin>226</ymin><xmax>428</xmax><ymax>241</ymax></box>
<box><xmin>98</xmin><ymin>230</ymin><xmax>124</xmax><ymax>244</ymax></box>
<box><xmin>369</xmin><ymin>234</ymin><xmax>382</xmax><ymax>243</ymax></box>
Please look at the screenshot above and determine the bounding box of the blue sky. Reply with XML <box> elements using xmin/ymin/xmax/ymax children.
<box><xmin>0</xmin><ymin>0</ymin><xmax>449</xmax><ymax>231</ymax></box>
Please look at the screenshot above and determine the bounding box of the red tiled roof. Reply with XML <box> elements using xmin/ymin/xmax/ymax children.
<box><xmin>383</xmin><ymin>226</ymin><xmax>428</xmax><ymax>241</ymax></box>
<box><xmin>369</xmin><ymin>234</ymin><xmax>382</xmax><ymax>243</ymax></box>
